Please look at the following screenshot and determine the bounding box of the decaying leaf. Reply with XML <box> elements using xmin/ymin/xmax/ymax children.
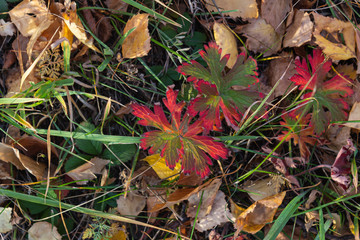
<box><xmin>331</xmin><ymin>139</ymin><xmax>355</xmax><ymax>189</ymax></box>
<box><xmin>116</xmin><ymin>191</ymin><xmax>146</xmax><ymax>217</ymax></box>
<box><xmin>261</xmin><ymin>0</ymin><xmax>291</xmax><ymax>34</ymax></box>
<box><xmin>312</xmin><ymin>12</ymin><xmax>356</xmax><ymax>61</ymax></box>
<box><xmin>234</xmin><ymin>191</ymin><xmax>286</xmax><ymax>234</ymax></box>
<box><xmin>66</xmin><ymin>157</ymin><xmax>110</xmax><ymax>185</ymax></box>
<box><xmin>143</xmin><ymin>154</ymin><xmax>181</xmax><ymax>181</ymax></box>
<box><xmin>243</xmin><ymin>176</ymin><xmax>284</xmax><ymax>202</ymax></box>
<box><xmin>28</xmin><ymin>222</ymin><xmax>61</xmax><ymax>240</ymax></box>
<box><xmin>122</xmin><ymin>13</ymin><xmax>151</xmax><ymax>59</ymax></box>
<box><xmin>0</xmin><ymin>207</ymin><xmax>12</xmax><ymax>234</ymax></box>
<box><xmin>204</xmin><ymin>0</ymin><xmax>259</xmax><ymax>19</ymax></box>
<box><xmin>213</xmin><ymin>22</ymin><xmax>238</xmax><ymax>68</ymax></box>
<box><xmin>0</xmin><ymin>142</ymin><xmax>47</xmax><ymax>180</ymax></box>
<box><xmin>242</xmin><ymin>18</ymin><xmax>282</xmax><ymax>56</ymax></box>
<box><xmin>283</xmin><ymin>10</ymin><xmax>313</xmax><ymax>48</ymax></box>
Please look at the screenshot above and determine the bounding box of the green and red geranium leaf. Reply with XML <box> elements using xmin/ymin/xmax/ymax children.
<box><xmin>132</xmin><ymin>87</ymin><xmax>228</xmax><ymax>178</ymax></box>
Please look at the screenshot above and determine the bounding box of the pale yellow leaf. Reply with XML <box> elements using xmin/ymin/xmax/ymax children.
<box><xmin>344</xmin><ymin>102</ymin><xmax>360</xmax><ymax>130</ymax></box>
<box><xmin>122</xmin><ymin>14</ymin><xmax>151</xmax><ymax>59</ymax></box>
<box><xmin>204</xmin><ymin>0</ymin><xmax>258</xmax><ymax>19</ymax></box>
<box><xmin>312</xmin><ymin>12</ymin><xmax>356</xmax><ymax>61</ymax></box>
<box><xmin>143</xmin><ymin>154</ymin><xmax>181</xmax><ymax>180</ymax></box>
<box><xmin>213</xmin><ymin>22</ymin><xmax>238</xmax><ymax>68</ymax></box>
<box><xmin>242</xmin><ymin>18</ymin><xmax>281</xmax><ymax>56</ymax></box>
<box><xmin>0</xmin><ymin>207</ymin><xmax>12</xmax><ymax>233</ymax></box>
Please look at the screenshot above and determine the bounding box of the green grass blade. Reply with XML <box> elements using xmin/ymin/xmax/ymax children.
<box><xmin>35</xmin><ymin>129</ymin><xmax>141</xmax><ymax>144</ymax></box>
<box><xmin>0</xmin><ymin>98</ymin><xmax>45</xmax><ymax>104</ymax></box>
<box><xmin>264</xmin><ymin>190</ymin><xmax>308</xmax><ymax>240</ymax></box>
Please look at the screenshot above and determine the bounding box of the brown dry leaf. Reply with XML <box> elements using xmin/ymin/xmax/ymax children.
<box><xmin>105</xmin><ymin>0</ymin><xmax>128</xmax><ymax>12</ymax></box>
<box><xmin>116</xmin><ymin>191</ymin><xmax>146</xmax><ymax>217</ymax></box>
<box><xmin>5</xmin><ymin>68</ymin><xmax>40</xmax><ymax>98</ymax></box>
<box><xmin>336</xmin><ymin>64</ymin><xmax>357</xmax><ymax>81</ymax></box>
<box><xmin>266</xmin><ymin>52</ymin><xmax>297</xmax><ymax>97</ymax></box>
<box><xmin>243</xmin><ymin>176</ymin><xmax>284</xmax><ymax>202</ymax></box>
<box><xmin>66</xmin><ymin>157</ymin><xmax>110</xmax><ymax>185</ymax></box>
<box><xmin>344</xmin><ymin>102</ymin><xmax>360</xmax><ymax>130</ymax></box>
<box><xmin>204</xmin><ymin>0</ymin><xmax>258</xmax><ymax>19</ymax></box>
<box><xmin>305</xmin><ymin>190</ymin><xmax>321</xmax><ymax>209</ymax></box>
<box><xmin>28</xmin><ymin>222</ymin><xmax>61</xmax><ymax>240</ymax></box>
<box><xmin>325</xmin><ymin>124</ymin><xmax>351</xmax><ymax>151</ymax></box>
<box><xmin>283</xmin><ymin>10</ymin><xmax>313</xmax><ymax>48</ymax></box>
<box><xmin>122</xmin><ymin>14</ymin><xmax>151</xmax><ymax>59</ymax></box>
<box><xmin>312</xmin><ymin>12</ymin><xmax>356</xmax><ymax>61</ymax></box>
<box><xmin>176</xmin><ymin>172</ymin><xmax>203</xmax><ymax>186</ymax></box>
<box><xmin>0</xmin><ymin>162</ymin><xmax>12</xmax><ymax>180</ymax></box>
<box><xmin>62</xmin><ymin>1</ymin><xmax>100</xmax><ymax>53</ymax></box>
<box><xmin>261</xmin><ymin>0</ymin><xmax>291</xmax><ymax>34</ymax></box>
<box><xmin>242</xmin><ymin>18</ymin><xmax>282</xmax><ymax>56</ymax></box>
<box><xmin>13</xmin><ymin>135</ymin><xmax>59</xmax><ymax>159</ymax></box>
<box><xmin>0</xmin><ymin>207</ymin><xmax>12</xmax><ymax>234</ymax></box>
<box><xmin>0</xmin><ymin>142</ymin><xmax>47</xmax><ymax>180</ymax></box>
<box><xmin>213</xmin><ymin>22</ymin><xmax>238</xmax><ymax>68</ymax></box>
<box><xmin>9</xmin><ymin>0</ymin><xmax>52</xmax><ymax>37</ymax></box>
<box><xmin>234</xmin><ymin>191</ymin><xmax>286</xmax><ymax>234</ymax></box>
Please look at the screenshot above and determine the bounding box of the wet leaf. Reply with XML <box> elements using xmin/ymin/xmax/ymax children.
<box><xmin>143</xmin><ymin>154</ymin><xmax>181</xmax><ymax>180</ymax></box>
<box><xmin>122</xmin><ymin>13</ymin><xmax>151</xmax><ymax>59</ymax></box>
<box><xmin>234</xmin><ymin>192</ymin><xmax>286</xmax><ymax>234</ymax></box>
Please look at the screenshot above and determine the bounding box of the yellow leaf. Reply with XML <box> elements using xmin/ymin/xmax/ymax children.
<box><xmin>235</xmin><ymin>191</ymin><xmax>286</xmax><ymax>234</ymax></box>
<box><xmin>213</xmin><ymin>22</ymin><xmax>238</xmax><ymax>68</ymax></box>
<box><xmin>143</xmin><ymin>154</ymin><xmax>181</xmax><ymax>180</ymax></box>
<box><xmin>312</xmin><ymin>12</ymin><xmax>355</xmax><ymax>61</ymax></box>
<box><xmin>122</xmin><ymin>14</ymin><xmax>151</xmax><ymax>59</ymax></box>
<box><xmin>62</xmin><ymin>2</ymin><xmax>100</xmax><ymax>53</ymax></box>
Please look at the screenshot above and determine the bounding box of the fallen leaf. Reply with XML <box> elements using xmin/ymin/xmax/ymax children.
<box><xmin>66</xmin><ymin>157</ymin><xmax>110</xmax><ymax>185</ymax></box>
<box><xmin>28</xmin><ymin>222</ymin><xmax>61</xmax><ymax>240</ymax></box>
<box><xmin>116</xmin><ymin>191</ymin><xmax>146</xmax><ymax>217</ymax></box>
<box><xmin>191</xmin><ymin>190</ymin><xmax>233</xmax><ymax>232</ymax></box>
<box><xmin>234</xmin><ymin>191</ymin><xmax>286</xmax><ymax>234</ymax></box>
<box><xmin>266</xmin><ymin>52</ymin><xmax>297</xmax><ymax>97</ymax></box>
<box><xmin>243</xmin><ymin>176</ymin><xmax>284</xmax><ymax>202</ymax></box>
<box><xmin>5</xmin><ymin>67</ymin><xmax>40</xmax><ymax>98</ymax></box>
<box><xmin>283</xmin><ymin>10</ymin><xmax>313</xmax><ymax>48</ymax></box>
<box><xmin>176</xmin><ymin>172</ymin><xmax>203</xmax><ymax>186</ymax></box>
<box><xmin>305</xmin><ymin>190</ymin><xmax>321</xmax><ymax>209</ymax></box>
<box><xmin>204</xmin><ymin>0</ymin><xmax>259</xmax><ymax>19</ymax></box>
<box><xmin>325</xmin><ymin>124</ymin><xmax>351</xmax><ymax>151</ymax></box>
<box><xmin>105</xmin><ymin>0</ymin><xmax>128</xmax><ymax>12</ymax></box>
<box><xmin>241</xmin><ymin>18</ymin><xmax>282</xmax><ymax>56</ymax></box>
<box><xmin>62</xmin><ymin>1</ymin><xmax>101</xmax><ymax>53</ymax></box>
<box><xmin>143</xmin><ymin>154</ymin><xmax>181</xmax><ymax>181</ymax></box>
<box><xmin>312</xmin><ymin>12</ymin><xmax>356</xmax><ymax>61</ymax></box>
<box><xmin>0</xmin><ymin>142</ymin><xmax>47</xmax><ymax>180</ymax></box>
<box><xmin>213</xmin><ymin>22</ymin><xmax>238</xmax><ymax>68</ymax></box>
<box><xmin>122</xmin><ymin>13</ymin><xmax>151</xmax><ymax>59</ymax></box>
<box><xmin>0</xmin><ymin>207</ymin><xmax>12</xmax><ymax>233</ymax></box>
<box><xmin>12</xmin><ymin>135</ymin><xmax>59</xmax><ymax>160</ymax></box>
<box><xmin>261</xmin><ymin>0</ymin><xmax>291</xmax><ymax>34</ymax></box>
<box><xmin>331</xmin><ymin>139</ymin><xmax>355</xmax><ymax>189</ymax></box>
<box><xmin>0</xmin><ymin>19</ymin><xmax>15</xmax><ymax>36</ymax></box>
<box><xmin>344</xmin><ymin>102</ymin><xmax>360</xmax><ymax>130</ymax></box>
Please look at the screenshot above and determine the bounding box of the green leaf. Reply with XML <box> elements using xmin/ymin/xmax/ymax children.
<box><xmin>75</xmin><ymin>122</ymin><xmax>103</xmax><ymax>155</ymax></box>
<box><xmin>101</xmin><ymin>144</ymin><xmax>136</xmax><ymax>163</ymax></box>
<box><xmin>64</xmin><ymin>154</ymin><xmax>92</xmax><ymax>172</ymax></box>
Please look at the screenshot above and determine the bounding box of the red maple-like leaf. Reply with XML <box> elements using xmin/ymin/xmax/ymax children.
<box><xmin>132</xmin><ymin>87</ymin><xmax>228</xmax><ymax>178</ymax></box>
<box><xmin>177</xmin><ymin>42</ymin><xmax>260</xmax><ymax>132</ymax></box>
<box><xmin>277</xmin><ymin>110</ymin><xmax>318</xmax><ymax>160</ymax></box>
<box><xmin>290</xmin><ymin>49</ymin><xmax>353</xmax><ymax>134</ymax></box>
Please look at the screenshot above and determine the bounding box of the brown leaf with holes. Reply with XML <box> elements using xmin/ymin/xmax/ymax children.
<box><xmin>122</xmin><ymin>14</ymin><xmax>151</xmax><ymax>59</ymax></box>
<box><xmin>312</xmin><ymin>12</ymin><xmax>356</xmax><ymax>61</ymax></box>
<box><xmin>261</xmin><ymin>0</ymin><xmax>291</xmax><ymax>34</ymax></box>
<box><xmin>242</xmin><ymin>18</ymin><xmax>282</xmax><ymax>56</ymax></box>
<box><xmin>234</xmin><ymin>191</ymin><xmax>286</xmax><ymax>234</ymax></box>
<box><xmin>204</xmin><ymin>0</ymin><xmax>258</xmax><ymax>19</ymax></box>
<box><xmin>283</xmin><ymin>10</ymin><xmax>313</xmax><ymax>48</ymax></box>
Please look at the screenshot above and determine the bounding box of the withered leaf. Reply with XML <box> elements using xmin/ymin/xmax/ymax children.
<box><xmin>204</xmin><ymin>0</ymin><xmax>258</xmax><ymax>19</ymax></box>
<box><xmin>117</xmin><ymin>191</ymin><xmax>146</xmax><ymax>217</ymax></box>
<box><xmin>283</xmin><ymin>10</ymin><xmax>313</xmax><ymax>48</ymax></box>
<box><xmin>261</xmin><ymin>0</ymin><xmax>291</xmax><ymax>34</ymax></box>
<box><xmin>122</xmin><ymin>14</ymin><xmax>151</xmax><ymax>59</ymax></box>
<box><xmin>28</xmin><ymin>222</ymin><xmax>61</xmax><ymax>240</ymax></box>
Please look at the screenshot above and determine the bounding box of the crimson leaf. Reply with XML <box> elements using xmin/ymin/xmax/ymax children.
<box><xmin>132</xmin><ymin>87</ymin><xmax>228</xmax><ymax>178</ymax></box>
<box><xmin>290</xmin><ymin>49</ymin><xmax>353</xmax><ymax>134</ymax></box>
<box><xmin>177</xmin><ymin>42</ymin><xmax>260</xmax><ymax>132</ymax></box>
